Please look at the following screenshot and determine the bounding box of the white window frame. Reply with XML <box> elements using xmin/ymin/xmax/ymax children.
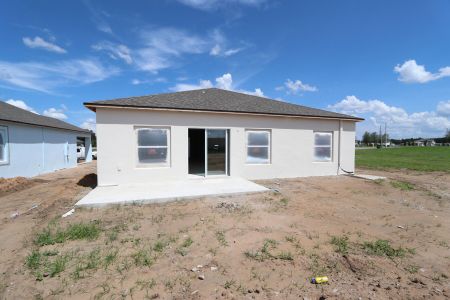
<box><xmin>0</xmin><ymin>126</ymin><xmax>9</xmax><ymax>165</ymax></box>
<box><xmin>135</xmin><ymin>127</ymin><xmax>170</xmax><ymax>168</ymax></box>
<box><xmin>313</xmin><ymin>131</ymin><xmax>333</xmax><ymax>162</ymax></box>
<box><xmin>245</xmin><ymin>129</ymin><xmax>271</xmax><ymax>165</ymax></box>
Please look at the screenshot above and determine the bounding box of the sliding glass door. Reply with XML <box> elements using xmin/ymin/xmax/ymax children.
<box><xmin>206</xmin><ymin>129</ymin><xmax>228</xmax><ymax>176</ymax></box>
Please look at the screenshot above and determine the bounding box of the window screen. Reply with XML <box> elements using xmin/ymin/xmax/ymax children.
<box><xmin>314</xmin><ymin>132</ymin><xmax>332</xmax><ymax>161</ymax></box>
<box><xmin>246</xmin><ymin>130</ymin><xmax>270</xmax><ymax>164</ymax></box>
<box><xmin>136</xmin><ymin>128</ymin><xmax>169</xmax><ymax>165</ymax></box>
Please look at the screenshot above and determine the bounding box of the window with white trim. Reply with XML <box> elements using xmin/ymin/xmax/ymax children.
<box><xmin>136</xmin><ymin>128</ymin><xmax>170</xmax><ymax>166</ymax></box>
<box><xmin>246</xmin><ymin>130</ymin><xmax>270</xmax><ymax>164</ymax></box>
<box><xmin>314</xmin><ymin>132</ymin><xmax>332</xmax><ymax>162</ymax></box>
<box><xmin>0</xmin><ymin>126</ymin><xmax>8</xmax><ymax>164</ymax></box>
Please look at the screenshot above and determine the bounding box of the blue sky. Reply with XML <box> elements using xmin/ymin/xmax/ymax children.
<box><xmin>1</xmin><ymin>0</ymin><xmax>449</xmax><ymax>138</ymax></box>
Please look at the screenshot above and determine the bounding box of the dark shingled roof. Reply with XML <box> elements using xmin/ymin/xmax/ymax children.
<box><xmin>0</xmin><ymin>101</ymin><xmax>90</xmax><ymax>133</ymax></box>
<box><xmin>84</xmin><ymin>88</ymin><xmax>363</xmax><ymax>121</ymax></box>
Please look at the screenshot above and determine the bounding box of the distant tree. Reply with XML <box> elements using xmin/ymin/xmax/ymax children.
<box><xmin>369</xmin><ymin>132</ymin><xmax>378</xmax><ymax>144</ymax></box>
<box><xmin>362</xmin><ymin>131</ymin><xmax>371</xmax><ymax>144</ymax></box>
<box><xmin>446</xmin><ymin>128</ymin><xmax>450</xmax><ymax>140</ymax></box>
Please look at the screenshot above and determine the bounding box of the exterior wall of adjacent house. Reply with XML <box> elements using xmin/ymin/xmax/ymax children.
<box><xmin>0</xmin><ymin>121</ymin><xmax>92</xmax><ymax>178</ymax></box>
<box><xmin>95</xmin><ymin>107</ymin><xmax>356</xmax><ymax>186</ymax></box>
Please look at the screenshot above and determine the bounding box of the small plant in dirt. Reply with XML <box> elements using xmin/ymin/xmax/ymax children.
<box><xmin>136</xmin><ymin>279</ymin><xmax>156</xmax><ymax>290</ymax></box>
<box><xmin>224</xmin><ymin>279</ymin><xmax>236</xmax><ymax>289</ymax></box>
<box><xmin>309</xmin><ymin>253</ymin><xmax>328</xmax><ymax>277</ymax></box>
<box><xmin>132</xmin><ymin>249</ymin><xmax>153</xmax><ymax>267</ymax></box>
<box><xmin>104</xmin><ymin>249</ymin><xmax>118</xmax><ymax>269</ymax></box>
<box><xmin>280</xmin><ymin>198</ymin><xmax>289</xmax><ymax>206</ymax></box>
<box><xmin>181</xmin><ymin>237</ymin><xmax>193</xmax><ymax>248</ymax></box>
<box><xmin>390</xmin><ymin>180</ymin><xmax>415</xmax><ymax>191</ymax></box>
<box><xmin>245</xmin><ymin>239</ymin><xmax>291</xmax><ymax>262</ymax></box>
<box><xmin>216</xmin><ymin>230</ymin><xmax>228</xmax><ymax>246</ymax></box>
<box><xmin>331</xmin><ymin>235</ymin><xmax>349</xmax><ymax>255</ymax></box>
<box><xmin>363</xmin><ymin>240</ymin><xmax>408</xmax><ymax>257</ymax></box>
<box><xmin>405</xmin><ymin>265</ymin><xmax>419</xmax><ymax>274</ymax></box>
<box><xmin>277</xmin><ymin>251</ymin><xmax>294</xmax><ymax>261</ymax></box>
<box><xmin>176</xmin><ymin>236</ymin><xmax>193</xmax><ymax>256</ymax></box>
<box><xmin>26</xmin><ymin>250</ymin><xmax>42</xmax><ymax>270</ymax></box>
<box><xmin>48</xmin><ymin>255</ymin><xmax>68</xmax><ymax>277</ymax></box>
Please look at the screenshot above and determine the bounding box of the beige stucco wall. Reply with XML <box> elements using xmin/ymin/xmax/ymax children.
<box><xmin>96</xmin><ymin>107</ymin><xmax>356</xmax><ymax>186</ymax></box>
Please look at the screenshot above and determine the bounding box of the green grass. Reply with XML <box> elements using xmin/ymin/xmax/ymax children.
<box><xmin>34</xmin><ymin>221</ymin><xmax>101</xmax><ymax>246</ymax></box>
<box><xmin>356</xmin><ymin>147</ymin><xmax>450</xmax><ymax>172</ymax></box>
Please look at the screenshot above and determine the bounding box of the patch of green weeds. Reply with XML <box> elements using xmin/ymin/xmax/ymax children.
<box><xmin>363</xmin><ymin>240</ymin><xmax>408</xmax><ymax>257</ymax></box>
<box><xmin>104</xmin><ymin>249</ymin><xmax>118</xmax><ymax>269</ymax></box>
<box><xmin>48</xmin><ymin>255</ymin><xmax>68</xmax><ymax>277</ymax></box>
<box><xmin>405</xmin><ymin>265</ymin><xmax>419</xmax><ymax>274</ymax></box>
<box><xmin>390</xmin><ymin>180</ymin><xmax>415</xmax><ymax>191</ymax></box>
<box><xmin>34</xmin><ymin>221</ymin><xmax>101</xmax><ymax>246</ymax></box>
<box><xmin>26</xmin><ymin>250</ymin><xmax>41</xmax><ymax>270</ymax></box>
<box><xmin>136</xmin><ymin>279</ymin><xmax>156</xmax><ymax>290</ymax></box>
<box><xmin>331</xmin><ymin>235</ymin><xmax>349</xmax><ymax>255</ymax></box>
<box><xmin>132</xmin><ymin>249</ymin><xmax>153</xmax><ymax>267</ymax></box>
<box><xmin>216</xmin><ymin>231</ymin><xmax>228</xmax><ymax>246</ymax></box>
<box><xmin>245</xmin><ymin>239</ymin><xmax>291</xmax><ymax>261</ymax></box>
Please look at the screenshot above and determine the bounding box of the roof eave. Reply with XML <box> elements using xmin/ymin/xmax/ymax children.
<box><xmin>84</xmin><ymin>103</ymin><xmax>364</xmax><ymax>122</ymax></box>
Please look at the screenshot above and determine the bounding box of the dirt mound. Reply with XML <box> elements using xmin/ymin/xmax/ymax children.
<box><xmin>0</xmin><ymin>177</ymin><xmax>34</xmax><ymax>197</ymax></box>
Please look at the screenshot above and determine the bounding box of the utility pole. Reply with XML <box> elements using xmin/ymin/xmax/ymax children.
<box><xmin>384</xmin><ymin>123</ymin><xmax>387</xmax><ymax>147</ymax></box>
<box><xmin>379</xmin><ymin>125</ymin><xmax>382</xmax><ymax>148</ymax></box>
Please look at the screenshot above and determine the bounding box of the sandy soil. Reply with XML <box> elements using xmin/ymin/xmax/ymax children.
<box><xmin>0</xmin><ymin>164</ymin><xmax>449</xmax><ymax>299</ymax></box>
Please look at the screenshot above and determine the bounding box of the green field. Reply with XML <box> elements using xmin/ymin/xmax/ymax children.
<box><xmin>355</xmin><ymin>147</ymin><xmax>450</xmax><ymax>172</ymax></box>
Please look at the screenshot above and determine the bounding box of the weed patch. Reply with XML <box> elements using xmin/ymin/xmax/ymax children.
<box><xmin>215</xmin><ymin>231</ymin><xmax>228</xmax><ymax>246</ymax></box>
<box><xmin>34</xmin><ymin>221</ymin><xmax>101</xmax><ymax>246</ymax></box>
<box><xmin>363</xmin><ymin>240</ymin><xmax>408</xmax><ymax>257</ymax></box>
<box><xmin>331</xmin><ymin>235</ymin><xmax>349</xmax><ymax>255</ymax></box>
<box><xmin>390</xmin><ymin>180</ymin><xmax>415</xmax><ymax>191</ymax></box>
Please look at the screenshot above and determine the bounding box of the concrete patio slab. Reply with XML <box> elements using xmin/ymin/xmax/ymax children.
<box><xmin>347</xmin><ymin>174</ymin><xmax>386</xmax><ymax>181</ymax></box>
<box><xmin>75</xmin><ymin>177</ymin><xmax>268</xmax><ymax>207</ymax></box>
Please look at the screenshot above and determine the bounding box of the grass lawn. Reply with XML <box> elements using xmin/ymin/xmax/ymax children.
<box><xmin>356</xmin><ymin>146</ymin><xmax>450</xmax><ymax>172</ymax></box>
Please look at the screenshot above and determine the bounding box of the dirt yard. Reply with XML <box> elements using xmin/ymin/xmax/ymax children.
<box><xmin>0</xmin><ymin>163</ymin><xmax>449</xmax><ymax>299</ymax></box>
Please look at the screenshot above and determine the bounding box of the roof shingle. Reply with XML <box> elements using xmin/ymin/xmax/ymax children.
<box><xmin>0</xmin><ymin>101</ymin><xmax>90</xmax><ymax>133</ymax></box>
<box><xmin>84</xmin><ymin>88</ymin><xmax>363</xmax><ymax>121</ymax></box>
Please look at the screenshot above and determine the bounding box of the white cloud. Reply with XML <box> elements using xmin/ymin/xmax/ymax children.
<box><xmin>328</xmin><ymin>95</ymin><xmax>450</xmax><ymax>138</ymax></box>
<box><xmin>215</xmin><ymin>73</ymin><xmax>233</xmax><ymax>90</ymax></box>
<box><xmin>176</xmin><ymin>0</ymin><xmax>266</xmax><ymax>10</ymax></box>
<box><xmin>131</xmin><ymin>77</ymin><xmax>167</xmax><ymax>85</ymax></box>
<box><xmin>170</xmin><ymin>72</ymin><xmax>265</xmax><ymax>97</ymax></box>
<box><xmin>43</xmin><ymin>107</ymin><xmax>67</xmax><ymax>120</ymax></box>
<box><xmin>80</xmin><ymin>118</ymin><xmax>96</xmax><ymax>132</ymax></box>
<box><xmin>276</xmin><ymin>79</ymin><xmax>317</xmax><ymax>94</ymax></box>
<box><xmin>83</xmin><ymin>0</ymin><xmax>114</xmax><ymax>35</ymax></box>
<box><xmin>92</xmin><ymin>41</ymin><xmax>132</xmax><ymax>64</ymax></box>
<box><xmin>23</xmin><ymin>36</ymin><xmax>67</xmax><ymax>54</ymax></box>
<box><xmin>134</xmin><ymin>27</ymin><xmax>243</xmax><ymax>73</ymax></box>
<box><xmin>209</xmin><ymin>30</ymin><xmax>244</xmax><ymax>57</ymax></box>
<box><xmin>5</xmin><ymin>99</ymin><xmax>38</xmax><ymax>114</ymax></box>
<box><xmin>394</xmin><ymin>60</ymin><xmax>450</xmax><ymax>83</ymax></box>
<box><xmin>437</xmin><ymin>100</ymin><xmax>450</xmax><ymax>117</ymax></box>
<box><xmin>0</xmin><ymin>59</ymin><xmax>119</xmax><ymax>93</ymax></box>
<box><xmin>170</xmin><ymin>79</ymin><xmax>213</xmax><ymax>91</ymax></box>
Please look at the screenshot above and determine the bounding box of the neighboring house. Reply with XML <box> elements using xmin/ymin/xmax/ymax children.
<box><xmin>84</xmin><ymin>88</ymin><xmax>363</xmax><ymax>186</ymax></box>
<box><xmin>0</xmin><ymin>101</ymin><xmax>92</xmax><ymax>178</ymax></box>
<box><xmin>413</xmin><ymin>139</ymin><xmax>435</xmax><ymax>146</ymax></box>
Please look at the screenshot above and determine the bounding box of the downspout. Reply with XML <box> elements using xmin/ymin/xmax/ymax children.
<box><xmin>337</xmin><ymin>120</ymin><xmax>342</xmax><ymax>175</ymax></box>
<box><xmin>337</xmin><ymin>120</ymin><xmax>354</xmax><ymax>175</ymax></box>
